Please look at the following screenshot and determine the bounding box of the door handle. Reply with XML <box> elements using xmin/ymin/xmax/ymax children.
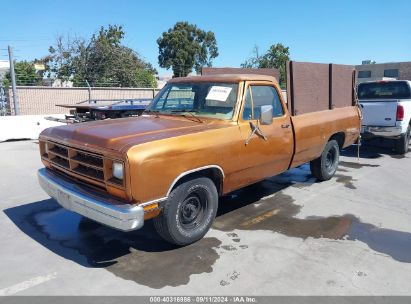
<box><xmin>281</xmin><ymin>124</ymin><xmax>290</xmax><ymax>128</ymax></box>
<box><xmin>245</xmin><ymin>121</ymin><xmax>267</xmax><ymax>145</ymax></box>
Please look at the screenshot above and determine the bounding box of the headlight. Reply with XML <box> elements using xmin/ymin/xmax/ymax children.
<box><xmin>112</xmin><ymin>162</ymin><xmax>124</xmax><ymax>180</ymax></box>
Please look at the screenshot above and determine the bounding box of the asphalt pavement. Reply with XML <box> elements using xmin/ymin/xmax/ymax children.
<box><xmin>0</xmin><ymin>139</ymin><xmax>410</xmax><ymax>295</ymax></box>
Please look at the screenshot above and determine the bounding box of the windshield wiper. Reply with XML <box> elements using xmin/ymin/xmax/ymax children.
<box><xmin>170</xmin><ymin>110</ymin><xmax>203</xmax><ymax>123</ymax></box>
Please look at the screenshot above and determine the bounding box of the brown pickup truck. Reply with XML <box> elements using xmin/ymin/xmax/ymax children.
<box><xmin>38</xmin><ymin>74</ymin><xmax>360</xmax><ymax>245</ymax></box>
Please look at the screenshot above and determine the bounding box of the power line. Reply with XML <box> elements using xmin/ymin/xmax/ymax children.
<box><xmin>0</xmin><ymin>39</ymin><xmax>55</xmax><ymax>42</ymax></box>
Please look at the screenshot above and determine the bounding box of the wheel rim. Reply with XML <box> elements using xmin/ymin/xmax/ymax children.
<box><xmin>325</xmin><ymin>146</ymin><xmax>338</xmax><ymax>173</ymax></box>
<box><xmin>179</xmin><ymin>189</ymin><xmax>208</xmax><ymax>230</ymax></box>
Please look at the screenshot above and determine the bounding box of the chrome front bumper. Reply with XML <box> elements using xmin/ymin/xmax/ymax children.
<box><xmin>37</xmin><ymin>168</ymin><xmax>144</xmax><ymax>231</ymax></box>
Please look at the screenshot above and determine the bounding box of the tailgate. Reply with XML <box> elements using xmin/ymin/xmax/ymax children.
<box><xmin>359</xmin><ymin>100</ymin><xmax>398</xmax><ymax>127</ymax></box>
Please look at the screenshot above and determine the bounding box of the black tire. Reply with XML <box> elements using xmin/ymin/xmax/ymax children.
<box><xmin>153</xmin><ymin>177</ymin><xmax>218</xmax><ymax>245</ymax></box>
<box><xmin>394</xmin><ymin>125</ymin><xmax>410</xmax><ymax>155</ymax></box>
<box><xmin>310</xmin><ymin>139</ymin><xmax>340</xmax><ymax>181</ymax></box>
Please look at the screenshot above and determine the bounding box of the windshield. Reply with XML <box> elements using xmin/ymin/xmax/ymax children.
<box><xmin>146</xmin><ymin>82</ymin><xmax>239</xmax><ymax>120</ymax></box>
<box><xmin>358</xmin><ymin>81</ymin><xmax>411</xmax><ymax>100</ymax></box>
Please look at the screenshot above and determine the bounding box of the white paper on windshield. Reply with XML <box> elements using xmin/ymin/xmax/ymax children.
<box><xmin>206</xmin><ymin>86</ymin><xmax>232</xmax><ymax>102</ymax></box>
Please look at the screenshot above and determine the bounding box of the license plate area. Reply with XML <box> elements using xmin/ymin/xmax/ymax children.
<box><xmin>57</xmin><ymin>189</ymin><xmax>71</xmax><ymax>206</ymax></box>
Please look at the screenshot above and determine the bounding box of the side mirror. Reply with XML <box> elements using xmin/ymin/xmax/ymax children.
<box><xmin>259</xmin><ymin>105</ymin><xmax>273</xmax><ymax>125</ymax></box>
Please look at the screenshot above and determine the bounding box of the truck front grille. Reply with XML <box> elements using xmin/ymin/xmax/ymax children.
<box><xmin>40</xmin><ymin>141</ymin><xmax>124</xmax><ymax>188</ymax></box>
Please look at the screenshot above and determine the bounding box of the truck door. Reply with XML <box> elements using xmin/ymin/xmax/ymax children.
<box><xmin>236</xmin><ymin>81</ymin><xmax>294</xmax><ymax>186</ymax></box>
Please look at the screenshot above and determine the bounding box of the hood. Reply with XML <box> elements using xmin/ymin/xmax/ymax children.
<box><xmin>40</xmin><ymin>115</ymin><xmax>228</xmax><ymax>153</ymax></box>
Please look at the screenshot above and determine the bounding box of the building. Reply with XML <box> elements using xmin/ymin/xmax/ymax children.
<box><xmin>355</xmin><ymin>61</ymin><xmax>411</xmax><ymax>83</ymax></box>
<box><xmin>156</xmin><ymin>74</ymin><xmax>173</xmax><ymax>89</ymax></box>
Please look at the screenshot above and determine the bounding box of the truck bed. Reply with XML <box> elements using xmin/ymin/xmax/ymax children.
<box><xmin>290</xmin><ymin>106</ymin><xmax>360</xmax><ymax>168</ymax></box>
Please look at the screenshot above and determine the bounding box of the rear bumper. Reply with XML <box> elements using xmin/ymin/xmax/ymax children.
<box><xmin>361</xmin><ymin>126</ymin><xmax>403</xmax><ymax>138</ymax></box>
<box><xmin>37</xmin><ymin>168</ymin><xmax>144</xmax><ymax>231</ymax></box>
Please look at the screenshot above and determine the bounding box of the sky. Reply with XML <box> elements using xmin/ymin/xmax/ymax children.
<box><xmin>1</xmin><ymin>0</ymin><xmax>410</xmax><ymax>75</ymax></box>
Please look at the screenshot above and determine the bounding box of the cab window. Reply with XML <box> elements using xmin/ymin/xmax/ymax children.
<box><xmin>242</xmin><ymin>87</ymin><xmax>253</xmax><ymax>120</ymax></box>
<box><xmin>242</xmin><ymin>85</ymin><xmax>284</xmax><ymax>120</ymax></box>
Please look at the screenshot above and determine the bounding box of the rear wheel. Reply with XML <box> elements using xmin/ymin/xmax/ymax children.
<box><xmin>394</xmin><ymin>125</ymin><xmax>410</xmax><ymax>155</ymax></box>
<box><xmin>310</xmin><ymin>139</ymin><xmax>340</xmax><ymax>181</ymax></box>
<box><xmin>153</xmin><ymin>177</ymin><xmax>218</xmax><ymax>245</ymax></box>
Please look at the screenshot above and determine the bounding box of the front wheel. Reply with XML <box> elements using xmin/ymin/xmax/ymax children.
<box><xmin>153</xmin><ymin>177</ymin><xmax>218</xmax><ymax>245</ymax></box>
<box><xmin>310</xmin><ymin>139</ymin><xmax>340</xmax><ymax>181</ymax></box>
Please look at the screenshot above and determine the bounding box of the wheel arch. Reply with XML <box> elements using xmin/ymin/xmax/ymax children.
<box><xmin>329</xmin><ymin>132</ymin><xmax>346</xmax><ymax>150</ymax></box>
<box><xmin>167</xmin><ymin>165</ymin><xmax>225</xmax><ymax>196</ymax></box>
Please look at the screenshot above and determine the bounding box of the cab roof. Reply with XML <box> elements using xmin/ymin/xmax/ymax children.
<box><xmin>168</xmin><ymin>74</ymin><xmax>278</xmax><ymax>84</ymax></box>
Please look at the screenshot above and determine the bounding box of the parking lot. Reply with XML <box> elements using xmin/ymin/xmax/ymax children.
<box><xmin>1</xmin><ymin>139</ymin><xmax>410</xmax><ymax>295</ymax></box>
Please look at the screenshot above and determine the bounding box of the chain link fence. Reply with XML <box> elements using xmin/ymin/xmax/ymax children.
<box><xmin>0</xmin><ymin>83</ymin><xmax>10</xmax><ymax>116</ymax></box>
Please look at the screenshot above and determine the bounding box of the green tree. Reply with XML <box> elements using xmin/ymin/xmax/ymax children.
<box><xmin>2</xmin><ymin>77</ymin><xmax>10</xmax><ymax>88</ymax></box>
<box><xmin>45</xmin><ymin>25</ymin><xmax>157</xmax><ymax>88</ymax></box>
<box><xmin>241</xmin><ymin>45</ymin><xmax>262</xmax><ymax>69</ymax></box>
<box><xmin>157</xmin><ymin>21</ymin><xmax>219</xmax><ymax>77</ymax></box>
<box><xmin>241</xmin><ymin>43</ymin><xmax>290</xmax><ymax>86</ymax></box>
<box><xmin>43</xmin><ymin>35</ymin><xmax>79</xmax><ymax>83</ymax></box>
<box><xmin>4</xmin><ymin>61</ymin><xmax>43</xmax><ymax>86</ymax></box>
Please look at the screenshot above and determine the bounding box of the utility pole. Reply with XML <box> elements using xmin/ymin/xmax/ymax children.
<box><xmin>85</xmin><ymin>80</ymin><xmax>92</xmax><ymax>101</ymax></box>
<box><xmin>8</xmin><ymin>45</ymin><xmax>20</xmax><ymax>115</ymax></box>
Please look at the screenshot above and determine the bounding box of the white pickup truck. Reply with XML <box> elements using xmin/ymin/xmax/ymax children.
<box><xmin>358</xmin><ymin>80</ymin><xmax>411</xmax><ymax>154</ymax></box>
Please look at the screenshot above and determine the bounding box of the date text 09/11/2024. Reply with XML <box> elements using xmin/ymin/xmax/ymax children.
<box><xmin>149</xmin><ymin>296</ymin><xmax>257</xmax><ymax>303</ymax></box>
